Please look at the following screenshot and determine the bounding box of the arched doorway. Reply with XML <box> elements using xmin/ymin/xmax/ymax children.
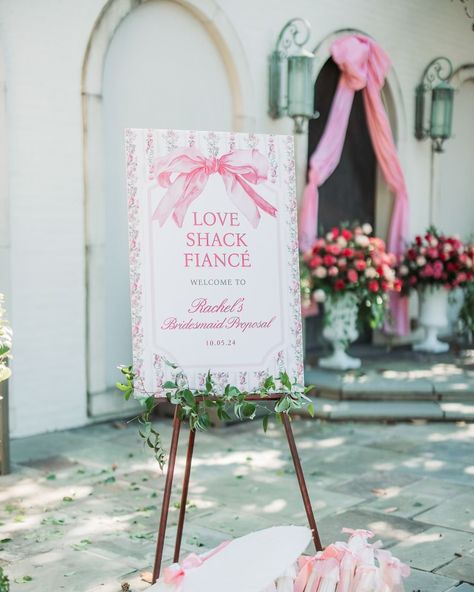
<box><xmin>304</xmin><ymin>31</ymin><xmax>404</xmax><ymax>353</ymax></box>
<box><xmin>307</xmin><ymin>57</ymin><xmax>376</xmax><ymax>235</ymax></box>
<box><xmin>83</xmin><ymin>0</ymin><xmax>254</xmax><ymax>417</ymax></box>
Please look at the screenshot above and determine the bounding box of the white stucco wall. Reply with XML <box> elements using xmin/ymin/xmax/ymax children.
<box><xmin>0</xmin><ymin>0</ymin><xmax>473</xmax><ymax>437</ymax></box>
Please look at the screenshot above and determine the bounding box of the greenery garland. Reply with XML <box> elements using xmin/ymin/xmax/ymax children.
<box><xmin>117</xmin><ymin>363</ymin><xmax>315</xmax><ymax>469</ymax></box>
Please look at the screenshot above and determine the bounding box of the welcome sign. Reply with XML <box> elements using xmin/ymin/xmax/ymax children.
<box><xmin>126</xmin><ymin>129</ymin><xmax>303</xmax><ymax>395</ymax></box>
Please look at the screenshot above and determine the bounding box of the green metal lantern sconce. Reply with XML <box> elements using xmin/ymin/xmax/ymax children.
<box><xmin>415</xmin><ymin>57</ymin><xmax>455</xmax><ymax>153</ymax></box>
<box><xmin>268</xmin><ymin>18</ymin><xmax>318</xmax><ymax>133</ymax></box>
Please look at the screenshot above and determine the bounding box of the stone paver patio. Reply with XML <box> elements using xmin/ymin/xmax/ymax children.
<box><xmin>1</xmin><ymin>417</ymin><xmax>474</xmax><ymax>591</ymax></box>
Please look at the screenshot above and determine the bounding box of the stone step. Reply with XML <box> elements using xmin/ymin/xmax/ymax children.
<box><xmin>301</xmin><ymin>398</ymin><xmax>474</xmax><ymax>421</ymax></box>
<box><xmin>305</xmin><ymin>366</ymin><xmax>474</xmax><ymax>403</ymax></box>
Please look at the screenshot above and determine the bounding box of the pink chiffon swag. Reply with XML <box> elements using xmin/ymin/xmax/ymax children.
<box><xmin>299</xmin><ymin>35</ymin><xmax>409</xmax><ymax>334</ymax></box>
<box><xmin>154</xmin><ymin>528</ymin><xmax>410</xmax><ymax>591</ymax></box>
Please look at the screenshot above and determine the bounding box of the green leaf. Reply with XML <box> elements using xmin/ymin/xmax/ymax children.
<box><xmin>196</xmin><ymin>413</ymin><xmax>210</xmax><ymax>430</ymax></box>
<box><xmin>307</xmin><ymin>403</ymin><xmax>315</xmax><ymax>418</ymax></box>
<box><xmin>217</xmin><ymin>407</ymin><xmax>231</xmax><ymax>421</ymax></box>
<box><xmin>262</xmin><ymin>415</ymin><xmax>269</xmax><ymax>433</ymax></box>
<box><xmin>14</xmin><ymin>575</ymin><xmax>33</xmax><ymax>583</ymax></box>
<box><xmin>227</xmin><ymin>386</ymin><xmax>241</xmax><ymax>397</ymax></box>
<box><xmin>279</xmin><ymin>372</ymin><xmax>292</xmax><ymax>391</ymax></box>
<box><xmin>145</xmin><ymin>397</ymin><xmax>155</xmax><ymax>412</ymax></box>
<box><xmin>138</xmin><ymin>421</ymin><xmax>152</xmax><ymax>439</ymax></box>
<box><xmin>263</xmin><ymin>376</ymin><xmax>276</xmax><ymax>390</ymax></box>
<box><xmin>205</xmin><ymin>371</ymin><xmax>213</xmax><ymax>393</ymax></box>
<box><xmin>72</xmin><ymin>539</ymin><xmax>92</xmax><ymax>551</ymax></box>
<box><xmin>182</xmin><ymin>389</ymin><xmax>196</xmax><ymax>408</ymax></box>
<box><xmin>274</xmin><ymin>397</ymin><xmax>290</xmax><ymax>413</ymax></box>
<box><xmin>163</xmin><ymin>381</ymin><xmax>177</xmax><ymax>389</ymax></box>
<box><xmin>241</xmin><ymin>402</ymin><xmax>256</xmax><ymax>419</ymax></box>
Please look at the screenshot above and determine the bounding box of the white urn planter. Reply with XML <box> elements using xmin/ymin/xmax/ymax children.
<box><xmin>413</xmin><ymin>285</ymin><xmax>449</xmax><ymax>353</ymax></box>
<box><xmin>319</xmin><ymin>292</ymin><xmax>361</xmax><ymax>370</ymax></box>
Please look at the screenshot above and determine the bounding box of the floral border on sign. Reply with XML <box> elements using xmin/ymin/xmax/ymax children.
<box><xmin>126</xmin><ymin>128</ymin><xmax>144</xmax><ymax>382</ymax></box>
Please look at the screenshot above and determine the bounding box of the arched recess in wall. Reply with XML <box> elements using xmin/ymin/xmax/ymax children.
<box><xmin>305</xmin><ymin>30</ymin><xmax>406</xmax><ymax>351</ymax></box>
<box><xmin>308</xmin><ymin>29</ymin><xmax>406</xmax><ymax>243</ymax></box>
<box><xmin>82</xmin><ymin>0</ymin><xmax>255</xmax><ymax>417</ymax></box>
<box><xmin>437</xmin><ymin>64</ymin><xmax>474</xmax><ymax>240</ymax></box>
<box><xmin>0</xmin><ymin>44</ymin><xmax>9</xmax><ymax>302</ymax></box>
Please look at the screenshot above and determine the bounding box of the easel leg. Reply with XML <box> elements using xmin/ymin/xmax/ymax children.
<box><xmin>152</xmin><ymin>406</ymin><xmax>182</xmax><ymax>583</ymax></box>
<box><xmin>173</xmin><ymin>427</ymin><xmax>196</xmax><ymax>562</ymax></box>
<box><xmin>281</xmin><ymin>413</ymin><xmax>323</xmax><ymax>552</ymax></box>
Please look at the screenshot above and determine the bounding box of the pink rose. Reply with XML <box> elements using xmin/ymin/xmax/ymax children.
<box><xmin>423</xmin><ymin>264</ymin><xmax>434</xmax><ymax>277</ymax></box>
<box><xmin>328</xmin><ymin>266</ymin><xmax>339</xmax><ymax>277</ymax></box>
<box><xmin>347</xmin><ymin>269</ymin><xmax>358</xmax><ymax>283</ymax></box>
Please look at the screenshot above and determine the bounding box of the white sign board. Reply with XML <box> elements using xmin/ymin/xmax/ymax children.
<box><xmin>126</xmin><ymin>129</ymin><xmax>303</xmax><ymax>395</ymax></box>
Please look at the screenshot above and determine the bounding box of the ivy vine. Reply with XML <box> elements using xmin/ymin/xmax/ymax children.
<box><xmin>117</xmin><ymin>364</ymin><xmax>315</xmax><ymax>470</ymax></box>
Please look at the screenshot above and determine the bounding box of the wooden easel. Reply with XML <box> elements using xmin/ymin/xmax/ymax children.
<box><xmin>152</xmin><ymin>395</ymin><xmax>323</xmax><ymax>584</ymax></box>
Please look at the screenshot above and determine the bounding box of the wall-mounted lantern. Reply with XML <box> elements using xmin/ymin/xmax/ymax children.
<box><xmin>415</xmin><ymin>57</ymin><xmax>455</xmax><ymax>152</ymax></box>
<box><xmin>268</xmin><ymin>18</ymin><xmax>317</xmax><ymax>133</ymax></box>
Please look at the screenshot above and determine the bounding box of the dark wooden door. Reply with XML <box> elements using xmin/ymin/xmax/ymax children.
<box><xmin>305</xmin><ymin>58</ymin><xmax>376</xmax><ymax>353</ymax></box>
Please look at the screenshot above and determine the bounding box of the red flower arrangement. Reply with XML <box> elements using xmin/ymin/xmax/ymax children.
<box><xmin>301</xmin><ymin>223</ymin><xmax>399</xmax><ymax>328</ymax></box>
<box><xmin>397</xmin><ymin>227</ymin><xmax>473</xmax><ymax>295</ymax></box>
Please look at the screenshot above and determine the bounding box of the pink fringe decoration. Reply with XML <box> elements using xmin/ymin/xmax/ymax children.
<box><xmin>153</xmin><ymin>528</ymin><xmax>410</xmax><ymax>591</ymax></box>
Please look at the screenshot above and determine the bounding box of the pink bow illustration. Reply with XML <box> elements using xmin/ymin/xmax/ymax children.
<box><xmin>150</xmin><ymin>147</ymin><xmax>277</xmax><ymax>228</ymax></box>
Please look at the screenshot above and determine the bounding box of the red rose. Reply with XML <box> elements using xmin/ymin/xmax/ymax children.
<box><xmin>331</xmin><ymin>227</ymin><xmax>340</xmax><ymax>238</ymax></box>
<box><xmin>368</xmin><ymin>280</ymin><xmax>379</xmax><ymax>292</ymax></box>
<box><xmin>334</xmin><ymin>279</ymin><xmax>345</xmax><ymax>291</ymax></box>
<box><xmin>355</xmin><ymin>259</ymin><xmax>367</xmax><ymax>271</ymax></box>
<box><xmin>323</xmin><ymin>254</ymin><xmax>336</xmax><ymax>266</ymax></box>
<box><xmin>341</xmin><ymin>229</ymin><xmax>353</xmax><ymax>241</ymax></box>
<box><xmin>415</xmin><ymin>236</ymin><xmax>423</xmax><ymax>246</ymax></box>
<box><xmin>407</xmin><ymin>248</ymin><xmax>417</xmax><ymax>261</ymax></box>
<box><xmin>342</xmin><ymin>248</ymin><xmax>354</xmax><ymax>258</ymax></box>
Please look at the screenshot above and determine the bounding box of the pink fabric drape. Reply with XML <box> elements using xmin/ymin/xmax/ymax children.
<box><xmin>299</xmin><ymin>34</ymin><xmax>409</xmax><ymax>334</ymax></box>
